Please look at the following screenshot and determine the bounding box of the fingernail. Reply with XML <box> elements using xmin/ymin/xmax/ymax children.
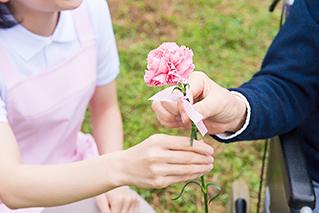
<box><xmin>211</xmin><ymin>157</ymin><xmax>214</xmax><ymax>163</ymax></box>
<box><xmin>208</xmin><ymin>147</ymin><xmax>214</xmax><ymax>155</ymax></box>
<box><xmin>208</xmin><ymin>164</ymin><xmax>214</xmax><ymax>170</ymax></box>
<box><xmin>206</xmin><ymin>157</ymin><xmax>213</xmax><ymax>164</ymax></box>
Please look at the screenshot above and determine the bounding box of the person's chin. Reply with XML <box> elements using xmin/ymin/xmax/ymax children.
<box><xmin>58</xmin><ymin>0</ymin><xmax>83</xmax><ymax>10</ymax></box>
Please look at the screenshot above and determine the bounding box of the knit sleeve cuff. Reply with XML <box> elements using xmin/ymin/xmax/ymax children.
<box><xmin>215</xmin><ymin>91</ymin><xmax>251</xmax><ymax>140</ymax></box>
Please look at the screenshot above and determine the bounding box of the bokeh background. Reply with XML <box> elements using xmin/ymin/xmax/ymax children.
<box><xmin>84</xmin><ymin>0</ymin><xmax>281</xmax><ymax>212</ymax></box>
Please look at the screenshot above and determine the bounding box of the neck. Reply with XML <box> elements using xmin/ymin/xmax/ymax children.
<box><xmin>9</xmin><ymin>3</ymin><xmax>59</xmax><ymax>37</ymax></box>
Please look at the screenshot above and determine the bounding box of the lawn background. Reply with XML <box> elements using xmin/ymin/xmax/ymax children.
<box><xmin>84</xmin><ymin>0</ymin><xmax>281</xmax><ymax>212</ymax></box>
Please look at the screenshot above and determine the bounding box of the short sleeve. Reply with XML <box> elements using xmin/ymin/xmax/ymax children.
<box><xmin>86</xmin><ymin>0</ymin><xmax>120</xmax><ymax>86</ymax></box>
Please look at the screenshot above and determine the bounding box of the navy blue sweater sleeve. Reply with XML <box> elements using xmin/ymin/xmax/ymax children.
<box><xmin>215</xmin><ymin>0</ymin><xmax>319</xmax><ymax>142</ymax></box>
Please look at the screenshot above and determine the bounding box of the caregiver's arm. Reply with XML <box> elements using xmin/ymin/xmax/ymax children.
<box><xmin>0</xmin><ymin>123</ymin><xmax>125</xmax><ymax>209</ymax></box>
<box><xmin>90</xmin><ymin>81</ymin><xmax>136</xmax><ymax>213</ymax></box>
<box><xmin>0</xmin><ymin>123</ymin><xmax>213</xmax><ymax>209</ymax></box>
<box><xmin>152</xmin><ymin>0</ymin><xmax>319</xmax><ymax>141</ymax></box>
<box><xmin>90</xmin><ymin>81</ymin><xmax>123</xmax><ymax>154</ymax></box>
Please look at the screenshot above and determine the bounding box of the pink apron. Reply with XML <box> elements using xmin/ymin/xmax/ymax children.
<box><xmin>0</xmin><ymin>3</ymin><xmax>99</xmax><ymax>213</ymax></box>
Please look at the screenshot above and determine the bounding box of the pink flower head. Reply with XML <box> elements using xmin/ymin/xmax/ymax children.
<box><xmin>144</xmin><ymin>42</ymin><xmax>195</xmax><ymax>87</ymax></box>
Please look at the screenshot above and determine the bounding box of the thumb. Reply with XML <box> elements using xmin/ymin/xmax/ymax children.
<box><xmin>192</xmin><ymin>97</ymin><xmax>214</xmax><ymax>119</ymax></box>
<box><xmin>178</xmin><ymin>97</ymin><xmax>213</xmax><ymax>127</ymax></box>
<box><xmin>188</xmin><ymin>71</ymin><xmax>207</xmax><ymax>104</ymax></box>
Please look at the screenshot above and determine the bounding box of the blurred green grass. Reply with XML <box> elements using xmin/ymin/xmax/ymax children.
<box><xmin>84</xmin><ymin>0</ymin><xmax>281</xmax><ymax>212</ymax></box>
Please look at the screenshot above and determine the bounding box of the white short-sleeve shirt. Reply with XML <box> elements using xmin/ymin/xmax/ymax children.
<box><xmin>0</xmin><ymin>0</ymin><xmax>120</xmax><ymax>122</ymax></box>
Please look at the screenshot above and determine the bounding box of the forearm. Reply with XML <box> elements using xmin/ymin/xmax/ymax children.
<box><xmin>0</xmin><ymin>153</ymin><xmax>126</xmax><ymax>209</ymax></box>
<box><xmin>90</xmin><ymin>82</ymin><xmax>124</xmax><ymax>155</ymax></box>
<box><xmin>91</xmin><ymin>105</ymin><xmax>123</xmax><ymax>154</ymax></box>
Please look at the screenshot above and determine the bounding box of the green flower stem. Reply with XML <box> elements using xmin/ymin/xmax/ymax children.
<box><xmin>191</xmin><ymin>121</ymin><xmax>197</xmax><ymax>145</ymax></box>
<box><xmin>192</xmin><ymin>126</ymin><xmax>209</xmax><ymax>213</ymax></box>
<box><xmin>201</xmin><ymin>176</ymin><xmax>209</xmax><ymax>213</ymax></box>
<box><xmin>190</xmin><ymin>122</ymin><xmax>197</xmax><ymax>146</ymax></box>
<box><xmin>174</xmin><ymin>82</ymin><xmax>213</xmax><ymax>213</ymax></box>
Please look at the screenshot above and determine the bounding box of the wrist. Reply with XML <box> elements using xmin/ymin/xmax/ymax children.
<box><xmin>228</xmin><ymin>93</ymin><xmax>247</xmax><ymax>132</ymax></box>
<box><xmin>103</xmin><ymin>151</ymin><xmax>128</xmax><ymax>188</ymax></box>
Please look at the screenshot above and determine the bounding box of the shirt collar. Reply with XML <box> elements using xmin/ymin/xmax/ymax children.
<box><xmin>0</xmin><ymin>11</ymin><xmax>77</xmax><ymax>61</ymax></box>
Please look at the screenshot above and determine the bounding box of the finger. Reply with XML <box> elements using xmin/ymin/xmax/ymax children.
<box><xmin>95</xmin><ymin>195</ymin><xmax>111</xmax><ymax>213</ymax></box>
<box><xmin>152</xmin><ymin>102</ymin><xmax>182</xmax><ymax>125</ymax></box>
<box><xmin>158</xmin><ymin>119</ymin><xmax>183</xmax><ymax>129</ymax></box>
<box><xmin>165</xmin><ymin>150</ymin><xmax>214</xmax><ymax>165</ymax></box>
<box><xmin>190</xmin><ymin>140</ymin><xmax>215</xmax><ymax>156</ymax></box>
<box><xmin>109</xmin><ymin>199</ymin><xmax>122</xmax><ymax>213</ymax></box>
<box><xmin>120</xmin><ymin>198</ymin><xmax>131</xmax><ymax>213</ymax></box>
<box><xmin>161</xmin><ymin>101</ymin><xmax>179</xmax><ymax>115</ymax></box>
<box><xmin>131</xmin><ymin>199</ymin><xmax>140</xmax><ymax>213</ymax></box>
<box><xmin>177</xmin><ymin>100</ymin><xmax>192</xmax><ymax>127</ymax></box>
<box><xmin>188</xmin><ymin>71</ymin><xmax>208</xmax><ymax>102</ymax></box>
<box><xmin>127</xmin><ymin>192</ymin><xmax>140</xmax><ymax>213</ymax></box>
<box><xmin>126</xmin><ymin>201</ymin><xmax>138</xmax><ymax>213</ymax></box>
<box><xmin>158</xmin><ymin>135</ymin><xmax>214</xmax><ymax>156</ymax></box>
<box><xmin>153</xmin><ymin>163</ymin><xmax>213</xmax><ymax>176</ymax></box>
<box><xmin>193</xmin><ymin>97</ymin><xmax>214</xmax><ymax>119</ymax></box>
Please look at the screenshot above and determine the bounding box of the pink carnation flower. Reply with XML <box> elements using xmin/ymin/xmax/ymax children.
<box><xmin>144</xmin><ymin>42</ymin><xmax>195</xmax><ymax>87</ymax></box>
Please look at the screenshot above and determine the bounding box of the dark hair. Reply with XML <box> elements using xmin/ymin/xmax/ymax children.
<box><xmin>0</xmin><ymin>3</ymin><xmax>16</xmax><ymax>29</ymax></box>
